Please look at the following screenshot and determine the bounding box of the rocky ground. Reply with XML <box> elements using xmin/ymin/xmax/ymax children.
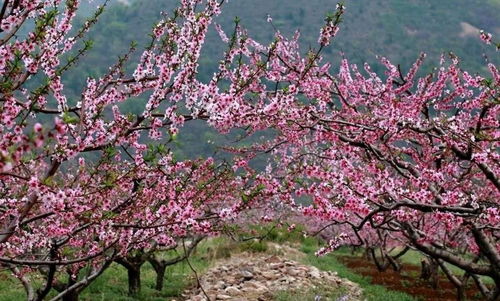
<box><xmin>181</xmin><ymin>243</ymin><xmax>363</xmax><ymax>301</ymax></box>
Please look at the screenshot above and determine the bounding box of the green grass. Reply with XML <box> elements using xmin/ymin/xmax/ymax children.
<box><xmin>274</xmin><ymin>285</ymin><xmax>349</xmax><ymax>301</ymax></box>
<box><xmin>0</xmin><ymin>239</ymin><xmax>220</xmax><ymax>301</ymax></box>
<box><xmin>239</xmin><ymin>240</ymin><xmax>269</xmax><ymax>253</ymax></box>
<box><xmin>0</xmin><ymin>272</ymin><xmax>26</xmax><ymax>301</ymax></box>
<box><xmin>1</xmin><ymin>229</ymin><xmax>484</xmax><ymax>301</ymax></box>
<box><xmin>79</xmin><ymin>257</ymin><xmax>209</xmax><ymax>301</ymax></box>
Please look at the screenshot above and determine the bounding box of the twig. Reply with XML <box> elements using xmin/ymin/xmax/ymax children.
<box><xmin>183</xmin><ymin>239</ymin><xmax>210</xmax><ymax>300</ymax></box>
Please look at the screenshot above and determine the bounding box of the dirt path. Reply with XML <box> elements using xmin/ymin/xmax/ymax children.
<box><xmin>181</xmin><ymin>244</ymin><xmax>363</xmax><ymax>301</ymax></box>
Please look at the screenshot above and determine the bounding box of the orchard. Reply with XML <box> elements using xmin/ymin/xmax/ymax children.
<box><xmin>0</xmin><ymin>0</ymin><xmax>498</xmax><ymax>300</ymax></box>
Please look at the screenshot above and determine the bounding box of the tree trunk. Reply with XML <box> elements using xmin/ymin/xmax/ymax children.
<box><xmin>148</xmin><ymin>256</ymin><xmax>168</xmax><ymax>291</ymax></box>
<box><xmin>155</xmin><ymin>265</ymin><xmax>166</xmax><ymax>291</ymax></box>
<box><xmin>489</xmin><ymin>280</ymin><xmax>500</xmax><ymax>301</ymax></box>
<box><xmin>420</xmin><ymin>257</ymin><xmax>439</xmax><ymax>289</ymax></box>
<box><xmin>437</xmin><ymin>259</ymin><xmax>466</xmax><ymax>301</ymax></box>
<box><xmin>364</xmin><ymin>247</ymin><xmax>373</xmax><ymax>261</ymax></box>
<box><xmin>53</xmin><ymin>274</ymin><xmax>80</xmax><ymax>301</ymax></box>
<box><xmin>116</xmin><ymin>256</ymin><xmax>147</xmax><ymax>296</ymax></box>
<box><xmin>456</xmin><ymin>286</ymin><xmax>465</xmax><ymax>301</ymax></box>
<box><xmin>386</xmin><ymin>254</ymin><xmax>401</xmax><ymax>272</ymax></box>
<box><xmin>370</xmin><ymin>248</ymin><xmax>386</xmax><ymax>272</ymax></box>
<box><xmin>127</xmin><ymin>267</ymin><xmax>141</xmax><ymax>295</ymax></box>
<box><xmin>63</xmin><ymin>276</ymin><xmax>79</xmax><ymax>301</ymax></box>
<box><xmin>62</xmin><ymin>290</ymin><xmax>79</xmax><ymax>301</ymax></box>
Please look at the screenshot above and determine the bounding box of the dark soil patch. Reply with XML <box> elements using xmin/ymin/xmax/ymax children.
<box><xmin>339</xmin><ymin>256</ymin><xmax>486</xmax><ymax>301</ymax></box>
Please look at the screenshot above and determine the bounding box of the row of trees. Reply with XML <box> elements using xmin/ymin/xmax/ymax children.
<box><xmin>0</xmin><ymin>0</ymin><xmax>498</xmax><ymax>300</ymax></box>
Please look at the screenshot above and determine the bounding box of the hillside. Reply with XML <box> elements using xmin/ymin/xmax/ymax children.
<box><xmin>73</xmin><ymin>0</ymin><xmax>499</xmax><ymax>76</ymax></box>
<box><xmin>63</xmin><ymin>0</ymin><xmax>500</xmax><ymax>159</ymax></box>
<box><xmin>66</xmin><ymin>0</ymin><xmax>500</xmax><ymax>99</ymax></box>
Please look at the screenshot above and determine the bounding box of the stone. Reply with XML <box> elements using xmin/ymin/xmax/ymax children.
<box><xmin>225</xmin><ymin>286</ymin><xmax>242</xmax><ymax>296</ymax></box>
<box><xmin>308</xmin><ymin>268</ymin><xmax>322</xmax><ymax>279</ymax></box>
<box><xmin>243</xmin><ymin>280</ymin><xmax>265</xmax><ymax>289</ymax></box>
<box><xmin>264</xmin><ymin>255</ymin><xmax>281</xmax><ymax>263</ymax></box>
<box><xmin>240</xmin><ymin>270</ymin><xmax>254</xmax><ymax>280</ymax></box>
<box><xmin>269</xmin><ymin>262</ymin><xmax>284</xmax><ymax>269</ymax></box>
<box><xmin>190</xmin><ymin>295</ymin><xmax>204</xmax><ymax>301</ymax></box>
<box><xmin>261</xmin><ymin>271</ymin><xmax>279</xmax><ymax>280</ymax></box>
<box><xmin>286</xmin><ymin>267</ymin><xmax>304</xmax><ymax>277</ymax></box>
<box><xmin>225</xmin><ymin>276</ymin><xmax>239</xmax><ymax>285</ymax></box>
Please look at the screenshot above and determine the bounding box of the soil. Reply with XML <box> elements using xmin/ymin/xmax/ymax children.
<box><xmin>338</xmin><ymin>256</ymin><xmax>487</xmax><ymax>301</ymax></box>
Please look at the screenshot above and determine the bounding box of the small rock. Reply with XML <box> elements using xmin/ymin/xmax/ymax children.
<box><xmin>243</xmin><ymin>280</ymin><xmax>264</xmax><ymax>289</ymax></box>
<box><xmin>225</xmin><ymin>286</ymin><xmax>242</xmax><ymax>296</ymax></box>
<box><xmin>309</xmin><ymin>270</ymin><xmax>322</xmax><ymax>279</ymax></box>
<box><xmin>261</xmin><ymin>271</ymin><xmax>279</xmax><ymax>280</ymax></box>
<box><xmin>240</xmin><ymin>270</ymin><xmax>254</xmax><ymax>280</ymax></box>
<box><xmin>286</xmin><ymin>267</ymin><xmax>304</xmax><ymax>277</ymax></box>
<box><xmin>269</xmin><ymin>262</ymin><xmax>284</xmax><ymax>269</ymax></box>
<box><xmin>225</xmin><ymin>276</ymin><xmax>239</xmax><ymax>285</ymax></box>
<box><xmin>190</xmin><ymin>295</ymin><xmax>204</xmax><ymax>301</ymax></box>
<box><xmin>265</xmin><ymin>255</ymin><xmax>281</xmax><ymax>263</ymax></box>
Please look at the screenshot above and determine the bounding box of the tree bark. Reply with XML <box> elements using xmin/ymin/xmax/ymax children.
<box><xmin>53</xmin><ymin>273</ymin><xmax>80</xmax><ymax>301</ymax></box>
<box><xmin>420</xmin><ymin>257</ymin><xmax>439</xmax><ymax>289</ymax></box>
<box><xmin>154</xmin><ymin>264</ymin><xmax>167</xmax><ymax>291</ymax></box>
<box><xmin>62</xmin><ymin>276</ymin><xmax>79</xmax><ymax>301</ymax></box>
<box><xmin>127</xmin><ymin>267</ymin><xmax>141</xmax><ymax>295</ymax></box>
<box><xmin>147</xmin><ymin>236</ymin><xmax>205</xmax><ymax>291</ymax></box>
<box><xmin>116</xmin><ymin>255</ymin><xmax>147</xmax><ymax>295</ymax></box>
<box><xmin>437</xmin><ymin>259</ymin><xmax>465</xmax><ymax>301</ymax></box>
<box><xmin>48</xmin><ymin>258</ymin><xmax>114</xmax><ymax>301</ymax></box>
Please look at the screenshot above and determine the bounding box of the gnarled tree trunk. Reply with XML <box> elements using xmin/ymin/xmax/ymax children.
<box><xmin>149</xmin><ymin>258</ymin><xmax>168</xmax><ymax>291</ymax></box>
<box><xmin>116</xmin><ymin>253</ymin><xmax>148</xmax><ymax>295</ymax></box>
<box><xmin>420</xmin><ymin>256</ymin><xmax>439</xmax><ymax>289</ymax></box>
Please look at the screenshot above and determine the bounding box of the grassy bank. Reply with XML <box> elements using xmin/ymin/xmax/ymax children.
<box><xmin>1</xmin><ymin>231</ymin><xmax>418</xmax><ymax>301</ymax></box>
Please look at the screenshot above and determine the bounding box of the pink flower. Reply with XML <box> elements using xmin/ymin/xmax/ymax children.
<box><xmin>34</xmin><ymin>123</ymin><xmax>43</xmax><ymax>133</ymax></box>
<box><xmin>480</xmin><ymin>30</ymin><xmax>492</xmax><ymax>45</ymax></box>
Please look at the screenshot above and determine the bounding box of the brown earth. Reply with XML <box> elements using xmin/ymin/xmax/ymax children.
<box><xmin>339</xmin><ymin>256</ymin><xmax>487</xmax><ymax>301</ymax></box>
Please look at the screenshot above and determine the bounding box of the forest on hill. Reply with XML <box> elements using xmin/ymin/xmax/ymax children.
<box><xmin>75</xmin><ymin>0</ymin><xmax>500</xmax><ymax>82</ymax></box>
<box><xmin>69</xmin><ymin>0</ymin><xmax>500</xmax><ymax>160</ymax></box>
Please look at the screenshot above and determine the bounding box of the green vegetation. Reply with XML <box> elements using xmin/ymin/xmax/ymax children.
<box><xmin>303</xmin><ymin>255</ymin><xmax>417</xmax><ymax>301</ymax></box>
<box><xmin>0</xmin><ymin>228</ymin><xmax>418</xmax><ymax>301</ymax></box>
<box><xmin>0</xmin><ymin>240</ymin><xmax>218</xmax><ymax>301</ymax></box>
<box><xmin>274</xmin><ymin>285</ymin><xmax>349</xmax><ymax>301</ymax></box>
<box><xmin>0</xmin><ymin>272</ymin><xmax>25</xmax><ymax>301</ymax></box>
<box><xmin>69</xmin><ymin>0</ymin><xmax>499</xmax><ymax>93</ymax></box>
<box><xmin>77</xmin><ymin>259</ymin><xmax>206</xmax><ymax>301</ymax></box>
<box><xmin>59</xmin><ymin>0</ymin><xmax>499</xmax><ymax>163</ymax></box>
